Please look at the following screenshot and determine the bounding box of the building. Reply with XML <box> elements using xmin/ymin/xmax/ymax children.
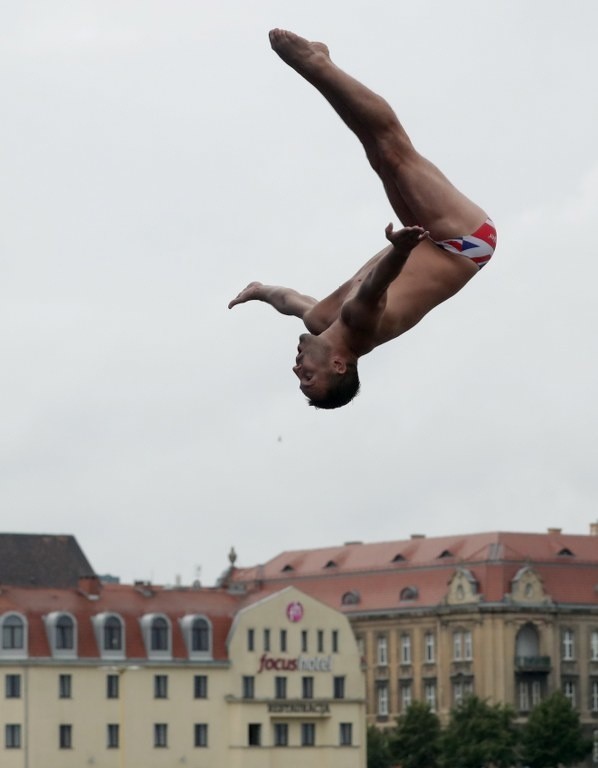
<box><xmin>224</xmin><ymin>526</ymin><xmax>598</xmax><ymax>759</ymax></box>
<box><xmin>0</xmin><ymin>534</ymin><xmax>366</xmax><ymax>768</ymax></box>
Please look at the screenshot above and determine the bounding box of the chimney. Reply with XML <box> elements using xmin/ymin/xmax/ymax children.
<box><xmin>410</xmin><ymin>534</ymin><xmax>426</xmax><ymax>539</ymax></box>
<box><xmin>547</xmin><ymin>528</ymin><xmax>562</xmax><ymax>535</ymax></box>
<box><xmin>590</xmin><ymin>522</ymin><xmax>598</xmax><ymax>537</ymax></box>
<box><xmin>78</xmin><ymin>575</ymin><xmax>102</xmax><ymax>598</ymax></box>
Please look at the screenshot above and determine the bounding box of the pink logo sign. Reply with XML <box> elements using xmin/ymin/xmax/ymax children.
<box><xmin>286</xmin><ymin>601</ymin><xmax>304</xmax><ymax>623</ymax></box>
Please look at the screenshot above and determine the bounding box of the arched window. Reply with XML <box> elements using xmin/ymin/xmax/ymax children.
<box><xmin>399</xmin><ymin>586</ymin><xmax>418</xmax><ymax>601</ymax></box>
<box><xmin>56</xmin><ymin>615</ymin><xmax>75</xmax><ymax>650</ymax></box>
<box><xmin>516</xmin><ymin>623</ymin><xmax>540</xmax><ymax>658</ymax></box>
<box><xmin>341</xmin><ymin>590</ymin><xmax>360</xmax><ymax>606</ymax></box>
<box><xmin>2</xmin><ymin>615</ymin><xmax>24</xmax><ymax>650</ymax></box>
<box><xmin>191</xmin><ymin>618</ymin><xmax>209</xmax><ymax>652</ymax></box>
<box><xmin>151</xmin><ymin>617</ymin><xmax>169</xmax><ymax>651</ymax></box>
<box><xmin>104</xmin><ymin>616</ymin><xmax>123</xmax><ymax>651</ymax></box>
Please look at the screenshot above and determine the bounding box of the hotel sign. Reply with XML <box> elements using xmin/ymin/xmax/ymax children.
<box><xmin>258</xmin><ymin>653</ymin><xmax>333</xmax><ymax>673</ymax></box>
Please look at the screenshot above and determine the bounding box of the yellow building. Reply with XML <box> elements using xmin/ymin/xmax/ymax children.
<box><xmin>0</xmin><ymin>534</ymin><xmax>366</xmax><ymax>768</ymax></box>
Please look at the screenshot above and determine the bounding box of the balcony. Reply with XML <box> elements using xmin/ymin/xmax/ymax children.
<box><xmin>514</xmin><ymin>655</ymin><xmax>551</xmax><ymax>672</ymax></box>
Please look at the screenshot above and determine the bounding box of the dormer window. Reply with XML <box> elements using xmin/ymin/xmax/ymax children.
<box><xmin>92</xmin><ymin>613</ymin><xmax>125</xmax><ymax>659</ymax></box>
<box><xmin>44</xmin><ymin>612</ymin><xmax>77</xmax><ymax>658</ymax></box>
<box><xmin>0</xmin><ymin>613</ymin><xmax>28</xmax><ymax>658</ymax></box>
<box><xmin>399</xmin><ymin>586</ymin><xmax>418</xmax><ymax>601</ymax></box>
<box><xmin>558</xmin><ymin>547</ymin><xmax>574</xmax><ymax>557</ymax></box>
<box><xmin>180</xmin><ymin>615</ymin><xmax>212</xmax><ymax>659</ymax></box>
<box><xmin>324</xmin><ymin>560</ymin><xmax>337</xmax><ymax>569</ymax></box>
<box><xmin>392</xmin><ymin>553</ymin><xmax>406</xmax><ymax>563</ymax></box>
<box><xmin>281</xmin><ymin>564</ymin><xmax>294</xmax><ymax>572</ymax></box>
<box><xmin>140</xmin><ymin>614</ymin><xmax>172</xmax><ymax>659</ymax></box>
<box><xmin>438</xmin><ymin>549</ymin><xmax>453</xmax><ymax>559</ymax></box>
<box><xmin>341</xmin><ymin>590</ymin><xmax>361</xmax><ymax>606</ymax></box>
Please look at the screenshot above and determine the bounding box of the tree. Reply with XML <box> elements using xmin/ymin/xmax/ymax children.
<box><xmin>520</xmin><ymin>690</ymin><xmax>592</xmax><ymax>768</ymax></box>
<box><xmin>367</xmin><ymin>724</ymin><xmax>393</xmax><ymax>768</ymax></box>
<box><xmin>390</xmin><ymin>700</ymin><xmax>441</xmax><ymax>768</ymax></box>
<box><xmin>440</xmin><ymin>695</ymin><xmax>519</xmax><ymax>768</ymax></box>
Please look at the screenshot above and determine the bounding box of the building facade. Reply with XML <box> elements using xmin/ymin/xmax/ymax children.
<box><xmin>0</xmin><ymin>535</ymin><xmax>366</xmax><ymax>768</ymax></box>
<box><xmin>225</xmin><ymin>526</ymin><xmax>598</xmax><ymax>764</ymax></box>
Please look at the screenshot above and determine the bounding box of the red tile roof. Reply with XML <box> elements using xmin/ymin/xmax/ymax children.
<box><xmin>227</xmin><ymin>531</ymin><xmax>598</xmax><ymax>614</ymax></box>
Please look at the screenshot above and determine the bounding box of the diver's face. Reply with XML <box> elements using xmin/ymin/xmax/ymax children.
<box><xmin>292</xmin><ymin>334</ymin><xmax>333</xmax><ymax>398</ymax></box>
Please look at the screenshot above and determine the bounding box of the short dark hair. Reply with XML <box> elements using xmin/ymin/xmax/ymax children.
<box><xmin>307</xmin><ymin>364</ymin><xmax>360</xmax><ymax>410</ymax></box>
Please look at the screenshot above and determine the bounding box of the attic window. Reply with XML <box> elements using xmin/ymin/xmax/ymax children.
<box><xmin>324</xmin><ymin>560</ymin><xmax>337</xmax><ymax>569</ymax></box>
<box><xmin>392</xmin><ymin>553</ymin><xmax>406</xmax><ymax>563</ymax></box>
<box><xmin>558</xmin><ymin>548</ymin><xmax>574</xmax><ymax>557</ymax></box>
<box><xmin>281</xmin><ymin>564</ymin><xmax>294</xmax><ymax>572</ymax></box>
<box><xmin>341</xmin><ymin>590</ymin><xmax>361</xmax><ymax>606</ymax></box>
<box><xmin>438</xmin><ymin>549</ymin><xmax>453</xmax><ymax>559</ymax></box>
<box><xmin>399</xmin><ymin>586</ymin><xmax>418</xmax><ymax>601</ymax></box>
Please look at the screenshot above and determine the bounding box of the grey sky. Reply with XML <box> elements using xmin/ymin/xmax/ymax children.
<box><xmin>1</xmin><ymin>1</ymin><xmax>597</xmax><ymax>586</ymax></box>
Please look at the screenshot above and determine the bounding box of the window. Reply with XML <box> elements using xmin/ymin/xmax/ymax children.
<box><xmin>194</xmin><ymin>675</ymin><xmax>208</xmax><ymax>699</ymax></box>
<box><xmin>59</xmin><ymin>674</ymin><xmax>72</xmax><ymax>699</ymax></box>
<box><xmin>154</xmin><ymin>723</ymin><xmax>168</xmax><ymax>748</ymax></box>
<box><xmin>317</xmin><ymin>630</ymin><xmax>324</xmax><ymax>653</ymax></box>
<box><xmin>333</xmin><ymin>676</ymin><xmax>345</xmax><ymax>699</ymax></box>
<box><xmin>453</xmin><ymin>632</ymin><xmax>462</xmax><ymax>661</ymax></box>
<box><xmin>59</xmin><ymin>724</ymin><xmax>72</xmax><ymax>749</ymax></box>
<box><xmin>2</xmin><ymin>615</ymin><xmax>25</xmax><ymax>650</ymax></box>
<box><xmin>247</xmin><ymin>628</ymin><xmax>255</xmax><ymax>652</ymax></box>
<box><xmin>107</xmin><ymin>724</ymin><xmax>119</xmax><ymax>748</ymax></box>
<box><xmin>106</xmin><ymin>674</ymin><xmax>119</xmax><ymax>699</ymax></box>
<box><xmin>332</xmin><ymin>629</ymin><xmax>339</xmax><ymax>653</ymax></box>
<box><xmin>562</xmin><ymin>629</ymin><xmax>575</xmax><ymax>660</ymax></box>
<box><xmin>302</xmin><ymin>676</ymin><xmax>314</xmax><ymax>699</ymax></box>
<box><xmin>56</xmin><ymin>615</ymin><xmax>75</xmax><ymax>650</ymax></box>
<box><xmin>274</xmin><ymin>723</ymin><xmax>288</xmax><ymax>747</ymax></box>
<box><xmin>518</xmin><ymin>681</ymin><xmax>530</xmax><ymax>712</ymax></box>
<box><xmin>151</xmin><ymin>618</ymin><xmax>169</xmax><ymax>651</ymax></box>
<box><xmin>301</xmin><ymin>722</ymin><xmax>315</xmax><ymax>746</ymax></box>
<box><xmin>453</xmin><ymin>679</ymin><xmax>472</xmax><ymax>705</ymax></box>
<box><xmin>280</xmin><ymin>629</ymin><xmax>287</xmax><ymax>653</ymax></box>
<box><xmin>531</xmin><ymin>680</ymin><xmax>541</xmax><ymax>706</ymax></box>
<box><xmin>301</xmin><ymin>630</ymin><xmax>308</xmax><ymax>653</ymax></box>
<box><xmin>248</xmin><ymin>723</ymin><xmax>261</xmax><ymax>746</ymax></box>
<box><xmin>5</xmin><ymin>724</ymin><xmax>21</xmax><ymax>749</ymax></box>
<box><xmin>243</xmin><ymin>676</ymin><xmax>255</xmax><ymax>699</ymax></box>
<box><xmin>275</xmin><ymin>676</ymin><xmax>287</xmax><ymax>699</ymax></box>
<box><xmin>339</xmin><ymin>722</ymin><xmax>353</xmax><ymax>746</ymax></box>
<box><xmin>592</xmin><ymin>681</ymin><xmax>598</xmax><ymax>712</ymax></box>
<box><xmin>377</xmin><ymin>635</ymin><xmax>388</xmax><ymax>665</ymax></box>
<box><xmin>464</xmin><ymin>630</ymin><xmax>473</xmax><ymax>660</ymax></box>
<box><xmin>591</xmin><ymin>631</ymin><xmax>598</xmax><ymax>661</ymax></box>
<box><xmin>400</xmin><ymin>682</ymin><xmax>412</xmax><ymax>710</ymax></box>
<box><xmin>401</xmin><ymin>634</ymin><xmax>411</xmax><ymax>664</ymax></box>
<box><xmin>194</xmin><ymin>723</ymin><xmax>208</xmax><ymax>747</ymax></box>
<box><xmin>356</xmin><ymin>635</ymin><xmax>365</xmax><ymax>658</ymax></box>
<box><xmin>154</xmin><ymin>674</ymin><xmax>168</xmax><ymax>699</ymax></box>
<box><xmin>424</xmin><ymin>681</ymin><xmax>437</xmax><ymax>711</ymax></box>
<box><xmin>5</xmin><ymin>674</ymin><xmax>21</xmax><ymax>698</ymax></box>
<box><xmin>263</xmin><ymin>628</ymin><xmax>271</xmax><ymax>652</ymax></box>
<box><xmin>563</xmin><ymin>679</ymin><xmax>576</xmax><ymax>706</ymax></box>
<box><xmin>103</xmin><ymin>616</ymin><xmax>123</xmax><ymax>651</ymax></box>
<box><xmin>377</xmin><ymin>682</ymin><xmax>389</xmax><ymax>716</ymax></box>
<box><xmin>191</xmin><ymin>618</ymin><xmax>209</xmax><ymax>652</ymax></box>
<box><xmin>424</xmin><ymin>632</ymin><xmax>435</xmax><ymax>663</ymax></box>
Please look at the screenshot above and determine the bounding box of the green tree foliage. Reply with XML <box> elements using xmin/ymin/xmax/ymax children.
<box><xmin>520</xmin><ymin>690</ymin><xmax>592</xmax><ymax>768</ymax></box>
<box><xmin>440</xmin><ymin>696</ymin><xmax>519</xmax><ymax>768</ymax></box>
<box><xmin>390</xmin><ymin>700</ymin><xmax>441</xmax><ymax>768</ymax></box>
<box><xmin>367</xmin><ymin>724</ymin><xmax>393</xmax><ymax>768</ymax></box>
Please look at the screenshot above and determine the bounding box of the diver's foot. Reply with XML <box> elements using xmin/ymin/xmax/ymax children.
<box><xmin>269</xmin><ymin>28</ymin><xmax>330</xmax><ymax>73</ymax></box>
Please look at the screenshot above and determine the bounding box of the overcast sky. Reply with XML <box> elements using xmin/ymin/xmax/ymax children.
<box><xmin>1</xmin><ymin>1</ymin><xmax>597</xmax><ymax>587</ymax></box>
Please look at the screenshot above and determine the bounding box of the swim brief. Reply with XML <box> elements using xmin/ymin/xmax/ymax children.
<box><xmin>433</xmin><ymin>218</ymin><xmax>497</xmax><ymax>269</ymax></box>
